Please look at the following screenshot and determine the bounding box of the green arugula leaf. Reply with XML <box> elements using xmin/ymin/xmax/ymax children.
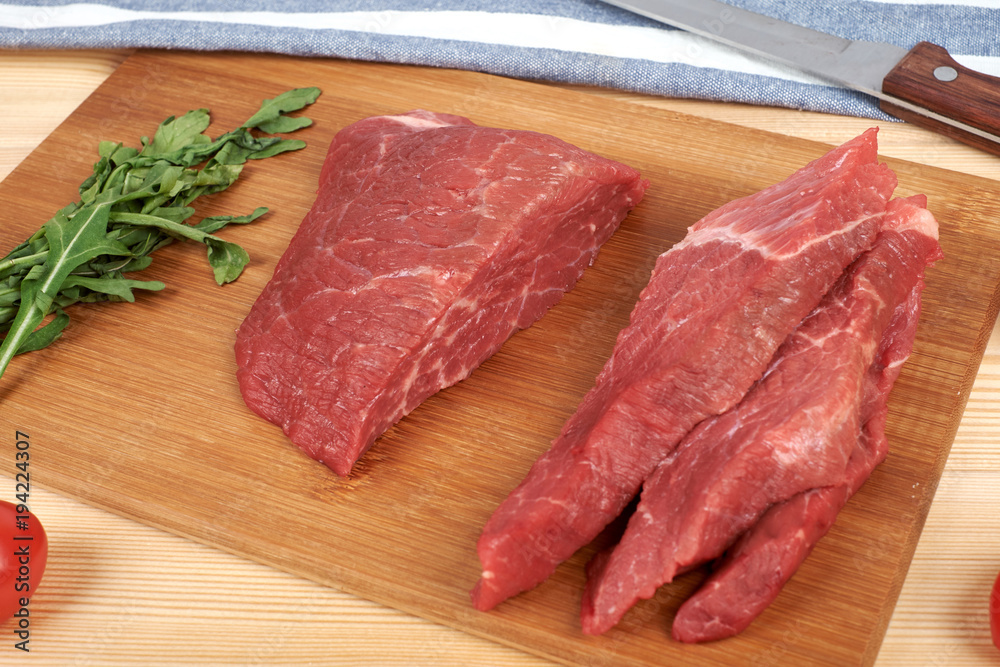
<box><xmin>196</xmin><ymin>207</ymin><xmax>268</xmax><ymax>234</ymax></box>
<box><xmin>16</xmin><ymin>310</ymin><xmax>70</xmax><ymax>354</ymax></box>
<box><xmin>140</xmin><ymin>109</ymin><xmax>212</xmax><ymax>157</ymax></box>
<box><xmin>61</xmin><ymin>274</ymin><xmax>166</xmax><ymax>302</ymax></box>
<box><xmin>38</xmin><ymin>202</ymin><xmax>126</xmax><ymax>310</ymax></box>
<box><xmin>205</xmin><ymin>238</ymin><xmax>251</xmax><ymax>285</ymax></box>
<box><xmin>246</xmin><ymin>138</ymin><xmax>307</xmax><ymax>161</ymax></box>
<box><xmin>242</xmin><ymin>87</ymin><xmax>321</xmax><ymax>131</ymax></box>
<box><xmin>255</xmin><ymin>116</ymin><xmax>313</xmax><ymax>134</ymax></box>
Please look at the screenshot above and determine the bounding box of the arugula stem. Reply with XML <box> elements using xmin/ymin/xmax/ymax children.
<box><xmin>0</xmin><ymin>249</ymin><xmax>48</xmax><ymax>275</ymax></box>
<box><xmin>0</xmin><ymin>318</ymin><xmax>31</xmax><ymax>373</ymax></box>
<box><xmin>69</xmin><ymin>256</ymin><xmax>136</xmax><ymax>276</ymax></box>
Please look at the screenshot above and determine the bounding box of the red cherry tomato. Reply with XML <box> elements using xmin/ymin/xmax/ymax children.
<box><xmin>0</xmin><ymin>500</ymin><xmax>48</xmax><ymax>623</ymax></box>
<box><xmin>992</xmin><ymin>568</ymin><xmax>1000</xmax><ymax>651</ymax></box>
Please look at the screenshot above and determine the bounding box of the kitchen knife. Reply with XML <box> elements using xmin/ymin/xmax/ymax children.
<box><xmin>600</xmin><ymin>0</ymin><xmax>1000</xmax><ymax>157</ymax></box>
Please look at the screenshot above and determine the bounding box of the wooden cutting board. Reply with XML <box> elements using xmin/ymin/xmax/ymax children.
<box><xmin>3</xmin><ymin>50</ymin><xmax>999</xmax><ymax>667</ymax></box>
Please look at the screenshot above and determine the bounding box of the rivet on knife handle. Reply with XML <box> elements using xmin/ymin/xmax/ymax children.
<box><xmin>881</xmin><ymin>42</ymin><xmax>1000</xmax><ymax>157</ymax></box>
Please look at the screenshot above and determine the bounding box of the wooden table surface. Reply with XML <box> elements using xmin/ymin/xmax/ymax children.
<box><xmin>1</xmin><ymin>49</ymin><xmax>998</xmax><ymax>666</ymax></box>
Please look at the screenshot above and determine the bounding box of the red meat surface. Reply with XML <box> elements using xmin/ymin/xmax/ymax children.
<box><xmin>235</xmin><ymin>110</ymin><xmax>647</xmax><ymax>476</ymax></box>
<box><xmin>581</xmin><ymin>195</ymin><xmax>942</xmax><ymax>636</ymax></box>
<box><xmin>473</xmin><ymin>129</ymin><xmax>896</xmax><ymax>611</ymax></box>
<box><xmin>673</xmin><ymin>258</ymin><xmax>929</xmax><ymax>642</ymax></box>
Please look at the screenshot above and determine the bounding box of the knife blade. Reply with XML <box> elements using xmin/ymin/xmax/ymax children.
<box><xmin>600</xmin><ymin>0</ymin><xmax>1000</xmax><ymax>157</ymax></box>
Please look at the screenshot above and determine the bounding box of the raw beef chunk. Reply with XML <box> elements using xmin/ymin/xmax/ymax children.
<box><xmin>235</xmin><ymin>110</ymin><xmax>647</xmax><ymax>476</ymax></box>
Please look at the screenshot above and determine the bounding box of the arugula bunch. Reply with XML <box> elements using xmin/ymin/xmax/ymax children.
<box><xmin>0</xmin><ymin>87</ymin><xmax>321</xmax><ymax>381</ymax></box>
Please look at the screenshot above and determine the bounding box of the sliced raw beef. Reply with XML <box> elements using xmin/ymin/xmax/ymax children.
<box><xmin>580</xmin><ymin>195</ymin><xmax>942</xmax><ymax>635</ymax></box>
<box><xmin>235</xmin><ymin>110</ymin><xmax>647</xmax><ymax>476</ymax></box>
<box><xmin>472</xmin><ymin>129</ymin><xmax>896</xmax><ymax>611</ymax></box>
<box><xmin>673</xmin><ymin>271</ymin><xmax>927</xmax><ymax>643</ymax></box>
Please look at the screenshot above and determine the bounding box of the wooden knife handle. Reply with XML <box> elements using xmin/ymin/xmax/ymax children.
<box><xmin>881</xmin><ymin>41</ymin><xmax>1000</xmax><ymax>157</ymax></box>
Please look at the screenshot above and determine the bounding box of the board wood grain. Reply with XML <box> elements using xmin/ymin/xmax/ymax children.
<box><xmin>2</xmin><ymin>50</ymin><xmax>1000</xmax><ymax>667</ymax></box>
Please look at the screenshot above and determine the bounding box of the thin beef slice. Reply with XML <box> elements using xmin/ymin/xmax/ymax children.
<box><xmin>581</xmin><ymin>195</ymin><xmax>942</xmax><ymax>635</ymax></box>
<box><xmin>673</xmin><ymin>267</ymin><xmax>928</xmax><ymax>643</ymax></box>
<box><xmin>235</xmin><ymin>110</ymin><xmax>647</xmax><ymax>476</ymax></box>
<box><xmin>472</xmin><ymin>128</ymin><xmax>896</xmax><ymax>611</ymax></box>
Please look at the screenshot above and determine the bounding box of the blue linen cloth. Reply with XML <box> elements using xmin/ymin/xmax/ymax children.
<box><xmin>0</xmin><ymin>1</ymin><xmax>997</xmax><ymax>121</ymax></box>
